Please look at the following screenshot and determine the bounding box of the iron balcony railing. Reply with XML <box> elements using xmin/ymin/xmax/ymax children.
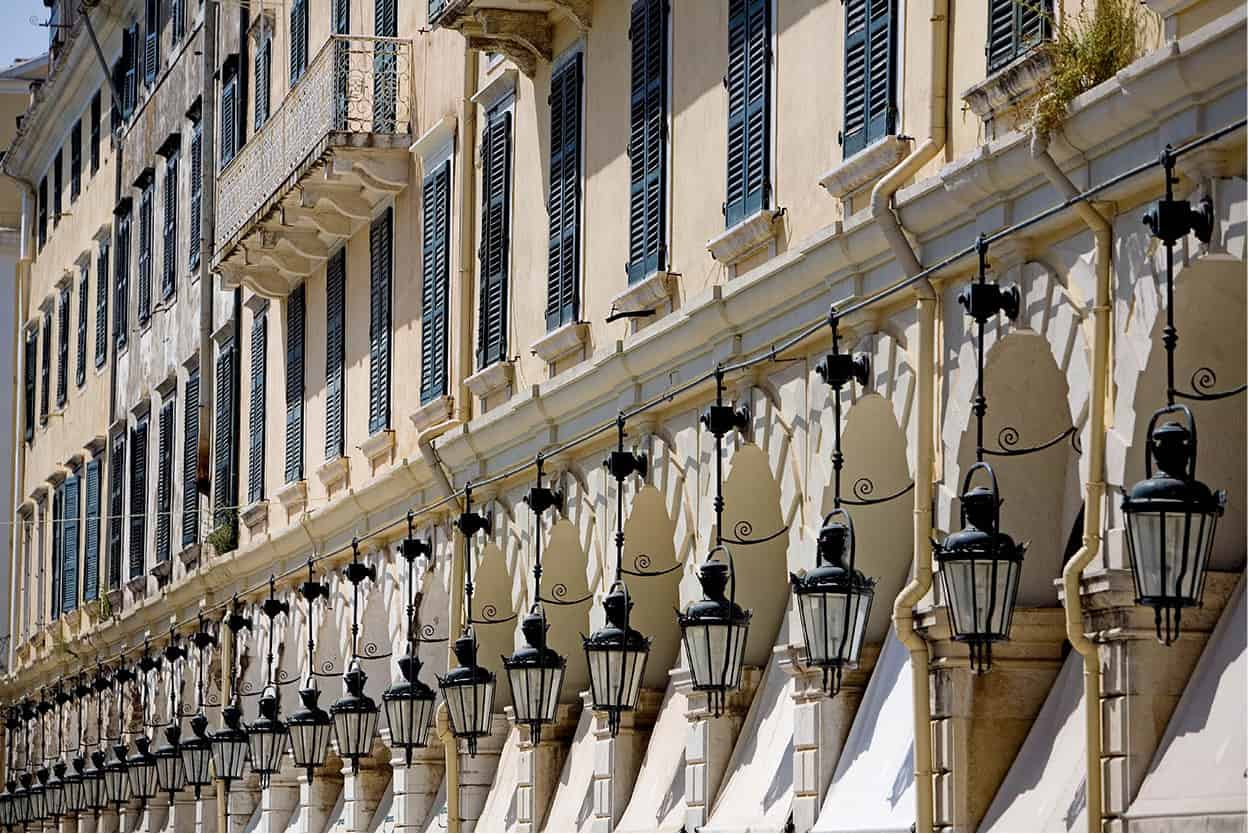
<box><xmin>215</xmin><ymin>34</ymin><xmax>414</xmax><ymax>254</ymax></box>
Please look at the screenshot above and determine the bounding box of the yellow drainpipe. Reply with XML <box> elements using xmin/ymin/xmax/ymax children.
<box><xmin>218</xmin><ymin>610</ymin><xmax>234</xmax><ymax>833</ymax></box>
<box><xmin>1032</xmin><ymin>130</ymin><xmax>1111</xmax><ymax>834</ymax></box>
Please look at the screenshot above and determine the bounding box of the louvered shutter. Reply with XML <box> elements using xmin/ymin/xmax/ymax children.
<box><xmin>23</xmin><ymin>331</ymin><xmax>36</xmax><ymax>441</ymax></box>
<box><xmin>52</xmin><ymin>486</ymin><xmax>62</xmax><ymax>619</ymax></box>
<box><xmin>285</xmin><ymin>287</ymin><xmax>306</xmax><ymax>482</ymax></box>
<box><xmin>71</xmin><ymin>121</ymin><xmax>82</xmax><ymax>200</ymax></box>
<box><xmin>255</xmin><ymin>36</ymin><xmax>271</xmax><ymax>129</ymax></box>
<box><xmin>37</xmin><ymin>177</ymin><xmax>46</xmax><ymax>249</ymax></box>
<box><xmin>157</xmin><ymin>397</ymin><xmax>175</xmax><ymax>563</ymax></box>
<box><xmin>63</xmin><ymin>474</ymin><xmax>80</xmax><ymax>613</ymax></box>
<box><xmin>368</xmin><ymin>208</ymin><xmax>393</xmax><ymax>434</ymax></box>
<box><xmin>325</xmin><ymin>250</ymin><xmax>346</xmax><ymax>457</ymax></box>
<box><xmin>182</xmin><ymin>368</ymin><xmax>200</xmax><ymax>546</ymax></box>
<box><xmin>843</xmin><ymin>0</ymin><xmax>894</xmax><ymax>156</ymax></box>
<box><xmin>172</xmin><ymin>0</ymin><xmax>185</xmax><ymax>44</ymax></box>
<box><xmin>57</xmin><ymin>286</ymin><xmax>69</xmax><ymax>406</ymax></box>
<box><xmin>84</xmin><ymin>457</ymin><xmax>101</xmax><ymax>601</ymax></box>
<box><xmin>220</xmin><ymin>73</ymin><xmax>237</xmax><ymax>166</ymax></box>
<box><xmin>189</xmin><ymin>119</ymin><xmax>202</xmax><ymax>267</ymax></box>
<box><xmin>213</xmin><ymin>339</ymin><xmax>239</xmax><ymax>531</ymax></box>
<box><xmin>429</xmin><ymin>0</ymin><xmax>447</xmax><ymax>22</ymax></box>
<box><xmin>91</xmin><ymin>92</ymin><xmax>101</xmax><ymax>174</ymax></box>
<box><xmin>373</xmin><ymin>0</ymin><xmax>398</xmax><ymax>132</ymax></box>
<box><xmin>162</xmin><ymin>154</ymin><xmax>178</xmax><ymax>299</ymax></box>
<box><xmin>54</xmin><ymin>151</ymin><xmax>63</xmax><ymax>224</ymax></box>
<box><xmin>420</xmin><ymin>162</ymin><xmax>451</xmax><ymax>404</ymax></box>
<box><xmin>41</xmin><ymin>312</ymin><xmax>51</xmax><ymax>423</ymax></box>
<box><xmin>248</xmin><ymin>312</ymin><xmax>267</xmax><ymax>504</ymax></box>
<box><xmin>333</xmin><ymin>0</ymin><xmax>350</xmax><ymax>126</ymax></box>
<box><xmin>291</xmin><ymin>0</ymin><xmax>308</xmax><ymax>83</ymax></box>
<box><xmin>115</xmin><ymin>210</ymin><xmax>130</xmax><ymax>349</ymax></box>
<box><xmin>477</xmin><ymin>110</ymin><xmax>511</xmax><ymax>369</ymax></box>
<box><xmin>138</xmin><ymin>182</ymin><xmax>153</xmax><ymax>323</ymax></box>
<box><xmin>96</xmin><ymin>241</ymin><xmax>109</xmax><ymax>367</ymax></box>
<box><xmin>125</xmin><ymin>25</ymin><xmax>139</xmax><ymax>115</ymax></box>
<box><xmin>129</xmin><ymin>415</ymin><xmax>148</xmax><ymax>579</ymax></box>
<box><xmin>144</xmin><ymin>0</ymin><xmax>158</xmax><ymax>85</ymax></box>
<box><xmin>108</xmin><ymin>432</ymin><xmax>125</xmax><ymax>589</ymax></box>
<box><xmin>77</xmin><ymin>266</ymin><xmax>88</xmax><ymax>387</ymax></box>
<box><xmin>545</xmin><ymin>54</ymin><xmax>582</xmax><ymax>332</ymax></box>
<box><xmin>627</xmin><ymin>0</ymin><xmax>668</xmax><ymax>284</ymax></box>
<box><xmin>724</xmin><ymin>0</ymin><xmax>770</xmax><ymax>227</ymax></box>
<box><xmin>987</xmin><ymin>0</ymin><xmax>1051</xmax><ymax>72</ymax></box>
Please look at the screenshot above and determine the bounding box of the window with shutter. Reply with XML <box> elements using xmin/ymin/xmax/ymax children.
<box><xmin>220</xmin><ymin>66</ymin><xmax>238</xmax><ymax>167</ymax></box>
<box><xmin>326</xmin><ymin>249</ymin><xmax>346</xmax><ymax>457</ymax></box>
<box><xmin>41</xmin><ymin>311</ymin><xmax>51</xmax><ymax>424</ymax></box>
<box><xmin>172</xmin><ymin>0</ymin><xmax>185</xmax><ymax>45</ymax></box>
<box><xmin>724</xmin><ymin>0</ymin><xmax>770</xmax><ymax>227</ymax></box>
<box><xmin>477</xmin><ymin>108</ymin><xmax>511</xmax><ymax>370</ymax></box>
<box><xmin>57</xmin><ymin>285</ymin><xmax>69</xmax><ymax>406</ymax></box>
<box><xmin>54</xmin><ymin>151</ymin><xmax>63</xmax><ymax>227</ymax></box>
<box><xmin>84</xmin><ymin>457</ymin><xmax>101</xmax><ymax>602</ymax></box>
<box><xmin>124</xmin><ymin>25</ymin><xmax>139</xmax><ymax>116</ymax></box>
<box><xmin>213</xmin><ymin>338</ymin><xmax>239</xmax><ymax>533</ymax></box>
<box><xmin>842</xmin><ymin>0</ymin><xmax>895</xmax><ymax>157</ymax></box>
<box><xmin>37</xmin><ymin>177</ymin><xmax>46</xmax><ymax>249</ymax></box>
<box><xmin>373</xmin><ymin>0</ymin><xmax>398</xmax><ymax>133</ymax></box>
<box><xmin>138</xmin><ymin>176</ymin><xmax>154</xmax><ymax>324</ymax></box>
<box><xmin>255</xmin><ymin>34</ymin><xmax>271</xmax><ymax>130</ymax></box>
<box><xmin>144</xmin><ymin>0</ymin><xmax>159</xmax><ymax>85</ymax></box>
<box><xmin>91</xmin><ymin>92</ymin><xmax>101</xmax><ymax>174</ymax></box>
<box><xmin>77</xmin><ymin>265</ymin><xmax>88</xmax><ymax>388</ymax></box>
<box><xmin>420</xmin><ymin>161</ymin><xmax>451</xmax><ymax>404</ymax></box>
<box><xmin>96</xmin><ymin>239</ymin><xmax>109</xmax><ymax>367</ymax></box>
<box><xmin>248</xmin><ymin>312</ymin><xmax>267</xmax><ymax>503</ymax></box>
<box><xmin>71</xmin><ymin>121</ymin><xmax>82</xmax><ymax>201</ymax></box>
<box><xmin>189</xmin><ymin>112</ymin><xmax>202</xmax><ymax>268</ymax></box>
<box><xmin>62</xmin><ymin>471</ymin><xmax>80</xmax><ymax>614</ymax></box>
<box><xmin>156</xmin><ymin>397</ymin><xmax>175</xmax><ymax>563</ymax></box>
<box><xmin>52</xmin><ymin>485</ymin><xmax>62</xmax><ymax>619</ymax></box>
<box><xmin>285</xmin><ymin>286</ymin><xmax>306</xmax><ymax>482</ymax></box>
<box><xmin>115</xmin><ymin>205</ymin><xmax>131</xmax><ymax>350</ymax></box>
<box><xmin>162</xmin><ymin>151</ymin><xmax>178</xmax><ymax>300</ymax></box>
<box><xmin>107</xmin><ymin>432</ymin><xmax>125</xmax><ymax>589</ymax></box>
<box><xmin>332</xmin><ymin>0</ymin><xmax>349</xmax><ymax>126</ymax></box>
<box><xmin>23</xmin><ymin>331</ymin><xmax>36</xmax><ymax>441</ymax></box>
<box><xmin>429</xmin><ymin>0</ymin><xmax>447</xmax><ymax>23</ymax></box>
<box><xmin>627</xmin><ymin>0</ymin><xmax>668</xmax><ymax>285</ymax></box>
<box><xmin>987</xmin><ymin>0</ymin><xmax>1052</xmax><ymax>72</ymax></box>
<box><xmin>290</xmin><ymin>0</ymin><xmax>309</xmax><ymax>84</ymax></box>
<box><xmin>368</xmin><ymin>208</ymin><xmax>393</xmax><ymax>434</ymax></box>
<box><xmin>182</xmin><ymin>367</ymin><xmax>200</xmax><ymax>546</ymax></box>
<box><xmin>545</xmin><ymin>53</ymin><xmax>582</xmax><ymax>332</ymax></box>
<box><xmin>129</xmin><ymin>414</ymin><xmax>149</xmax><ymax>579</ymax></box>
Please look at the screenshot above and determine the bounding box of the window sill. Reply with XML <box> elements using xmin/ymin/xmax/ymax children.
<box><xmin>178</xmin><ymin>543</ymin><xmax>201</xmax><ymax>569</ymax></box>
<box><xmin>707</xmin><ymin>209</ymin><xmax>784</xmax><ymax>266</ymax></box>
<box><xmin>410</xmin><ymin>395</ymin><xmax>454</xmax><ymax>433</ymax></box>
<box><xmin>819</xmin><ymin>135</ymin><xmax>913</xmax><ymax>200</ymax></box>
<box><xmin>531</xmin><ymin>321</ymin><xmax>588</xmax><ymax>365</ymax></box>
<box><xmin>465</xmin><ymin>361</ymin><xmax>514</xmax><ymax>402</ymax></box>
<box><xmin>961</xmin><ymin>47</ymin><xmax>1054</xmax><ymax>126</ymax></box>
<box><xmin>240</xmin><ymin>499</ymin><xmax>270</xmax><ymax>529</ymax></box>
<box><xmin>360</xmin><ymin>430</ymin><xmax>396</xmax><ymax>468</ymax></box>
<box><xmin>610</xmin><ymin>271</ymin><xmax>675</xmax><ymax>317</ymax></box>
<box><xmin>275</xmin><ymin>479</ymin><xmax>308</xmax><ymax>512</ymax></box>
<box><xmin>317</xmin><ymin>455</ymin><xmax>351</xmax><ymax>490</ymax></box>
<box><xmin>149</xmin><ymin>559</ymin><xmax>172</xmax><ymax>585</ymax></box>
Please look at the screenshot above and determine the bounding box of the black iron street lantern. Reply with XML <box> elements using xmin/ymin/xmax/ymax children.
<box><xmin>384</xmin><ymin>516</ymin><xmax>440</xmax><ymax>762</ymax></box>
<box><xmin>153</xmin><ymin>726</ymin><xmax>187</xmax><ymax>797</ymax></box>
<box><xmin>210</xmin><ymin>705</ymin><xmax>250</xmax><ymax>785</ymax></box>
<box><xmin>29</xmin><ymin>768</ymin><xmax>48</xmax><ymax>823</ymax></box>
<box><xmin>679</xmin><ymin>554</ymin><xmax>751</xmax><ymax>716</ymax></box>
<box><xmin>584</xmin><ymin>583</ymin><xmax>650</xmax><ymax>737</ymax></box>
<box><xmin>248</xmin><ymin>579</ymin><xmax>291</xmax><ymax>785</ymax></box>
<box><xmin>180</xmin><ymin>715</ymin><xmax>214</xmax><ymax>795</ymax></box>
<box><xmin>44</xmin><ymin>761</ymin><xmax>67</xmax><ymax>821</ymax></box>
<box><xmin>289</xmin><ymin>561</ymin><xmax>333</xmax><ymax>783</ymax></box>
<box><xmin>64</xmin><ymin>757</ymin><xmax>87</xmax><ymax>815</ymax></box>
<box><xmin>331</xmin><ymin>541</ymin><xmax>382</xmax><ymax>765</ymax></box>
<box><xmin>84</xmin><ymin>751</ymin><xmax>108</xmax><ymax>812</ymax></box>
<box><xmin>126</xmin><ymin>736</ymin><xmax>160</xmax><ymax>802</ymax></box>
<box><xmin>14</xmin><ymin>773</ymin><xmax>32</xmax><ymax>827</ymax></box>
<box><xmin>103</xmin><ymin>744</ymin><xmax>131</xmax><ymax>809</ymax></box>
<box><xmin>0</xmin><ymin>779</ymin><xmax>13</xmax><ymax>828</ymax></box>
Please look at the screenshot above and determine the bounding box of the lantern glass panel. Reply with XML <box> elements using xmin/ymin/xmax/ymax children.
<box><xmin>288</xmin><ymin>718</ymin><xmax>333</xmax><ymax>771</ymax></box>
<box><xmin>83</xmin><ymin>770</ymin><xmax>106</xmax><ymax>811</ymax></box>
<box><xmin>28</xmin><ymin>786</ymin><xmax>45</xmax><ymax>821</ymax></box>
<box><xmin>796</xmin><ymin>584</ymin><xmax>873</xmax><ymax>668</ymax></box>
<box><xmin>1124</xmin><ymin>508</ymin><xmax>1217</xmax><ymax>606</ymax></box>
<box><xmin>210</xmin><ymin>736</ymin><xmax>249</xmax><ymax>782</ymax></box>
<box><xmin>383</xmin><ymin>692</ymin><xmax>436</xmax><ymax>750</ymax></box>
<box><xmin>154</xmin><ymin>749</ymin><xmax>186</xmax><ymax>794</ymax></box>
<box><xmin>44</xmin><ymin>782</ymin><xmax>65</xmax><ymax>818</ymax></box>
<box><xmin>681</xmin><ymin>621</ymin><xmax>748</xmax><ymax>691</ymax></box>
<box><xmin>247</xmin><ymin>726</ymin><xmax>288</xmax><ymax>776</ymax></box>
<box><xmin>442</xmin><ymin>678</ymin><xmax>495</xmax><ymax>740</ymax></box>
<box><xmin>585</xmin><ymin>645</ymin><xmax>647</xmax><ymax>712</ymax></box>
<box><xmin>939</xmin><ymin>557</ymin><xmax>1020</xmax><ymax>641</ymax></box>
<box><xmin>127</xmin><ymin>758</ymin><xmax>159</xmax><ymax>801</ymax></box>
<box><xmin>332</xmin><ymin>706</ymin><xmax>379</xmax><ymax>760</ymax></box>
<box><xmin>64</xmin><ymin>774</ymin><xmax>86</xmax><ymax>813</ymax></box>
<box><xmin>507</xmin><ymin>663</ymin><xmax>564</xmax><ymax>726</ymax></box>
<box><xmin>180</xmin><ymin>741</ymin><xmax>213</xmax><ymax>788</ymax></box>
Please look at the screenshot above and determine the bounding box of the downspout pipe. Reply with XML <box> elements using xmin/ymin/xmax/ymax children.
<box><xmin>1031</xmin><ymin>129</ymin><xmax>1110</xmax><ymax>834</ymax></box>
<box><xmin>7</xmin><ymin>180</ymin><xmax>34</xmax><ymax>675</ymax></box>
<box><xmin>875</xmin><ymin>0</ymin><xmax>948</xmax><ymax>830</ymax></box>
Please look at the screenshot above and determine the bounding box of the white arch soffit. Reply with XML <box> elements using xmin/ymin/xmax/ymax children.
<box><xmin>423</xmin><ymin>777</ymin><xmax>449</xmax><ymax>832</ymax></box>
<box><xmin>475</xmin><ymin>727</ymin><xmax>523</xmax><ymax>832</ymax></box>
<box><xmin>543</xmin><ymin>700</ymin><xmax>596</xmax><ymax>832</ymax></box>
<box><xmin>370</xmin><ymin>777</ymin><xmax>396</xmax><ymax>832</ymax></box>
<box><xmin>615</xmin><ymin>679</ymin><xmax>690</xmax><ymax>833</ymax></box>
<box><xmin>646</xmin><ymin>426</ymin><xmax>699</xmax><ymax>568</ymax></box>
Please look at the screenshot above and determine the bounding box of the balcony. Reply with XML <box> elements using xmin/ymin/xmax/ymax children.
<box><xmin>431</xmin><ymin>0</ymin><xmax>591</xmax><ymax>76</ymax></box>
<box><xmin>215</xmin><ymin>35</ymin><xmax>414</xmax><ymax>298</ymax></box>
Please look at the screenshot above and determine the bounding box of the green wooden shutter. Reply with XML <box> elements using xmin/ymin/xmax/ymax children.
<box><xmin>157</xmin><ymin>397</ymin><xmax>175</xmax><ymax>563</ymax></box>
<box><xmin>724</xmin><ymin>0</ymin><xmax>770</xmax><ymax>227</ymax></box>
<box><xmin>326</xmin><ymin>250</ymin><xmax>347</xmax><ymax>457</ymax></box>
<box><xmin>108</xmin><ymin>432</ymin><xmax>125</xmax><ymax>588</ymax></box>
<box><xmin>84</xmin><ymin>457</ymin><xmax>101</xmax><ymax>601</ymax></box>
<box><xmin>182</xmin><ymin>368</ymin><xmax>199</xmax><ymax>546</ymax></box>
<box><xmin>987</xmin><ymin>0</ymin><xmax>1051</xmax><ymax>72</ymax></box>
<box><xmin>189</xmin><ymin>117</ymin><xmax>202</xmax><ymax>268</ymax></box>
<box><xmin>162</xmin><ymin>152</ymin><xmax>178</xmax><ymax>300</ymax></box>
<box><xmin>373</xmin><ymin>0</ymin><xmax>398</xmax><ymax>132</ymax></box>
<box><xmin>368</xmin><ymin>208</ymin><xmax>393</xmax><ymax>434</ymax></box>
<box><xmin>77</xmin><ymin>266</ymin><xmax>87</xmax><ymax>387</ymax></box>
<box><xmin>71</xmin><ymin>120</ymin><xmax>82</xmax><ymax>200</ymax></box>
<box><xmin>23</xmin><ymin>331</ymin><xmax>36</xmax><ymax>441</ymax></box>
<box><xmin>248</xmin><ymin>312</ymin><xmax>267</xmax><ymax>503</ymax></box>
<box><xmin>291</xmin><ymin>0</ymin><xmax>308</xmax><ymax>83</ymax></box>
<box><xmin>172</xmin><ymin>0</ymin><xmax>185</xmax><ymax>44</ymax></box>
<box><xmin>124</xmin><ymin>25</ymin><xmax>139</xmax><ymax>115</ymax></box>
<box><xmin>41</xmin><ymin>311</ymin><xmax>51</xmax><ymax>423</ymax></box>
<box><xmin>129</xmin><ymin>415</ymin><xmax>149</xmax><ymax>579</ymax></box>
<box><xmin>91</xmin><ymin>92</ymin><xmax>101</xmax><ymax>174</ymax></box>
<box><xmin>96</xmin><ymin>240</ymin><xmax>109</xmax><ymax>368</ymax></box>
<box><xmin>285</xmin><ymin>286</ymin><xmax>306</xmax><ymax>482</ymax></box>
<box><xmin>214</xmin><ymin>338</ymin><xmax>239</xmax><ymax>532</ymax></box>
<box><xmin>57</xmin><ymin>286</ymin><xmax>69</xmax><ymax>406</ymax></box>
<box><xmin>255</xmin><ymin>35</ymin><xmax>272</xmax><ymax>129</ymax></box>
<box><xmin>54</xmin><ymin>151</ymin><xmax>63</xmax><ymax>224</ymax></box>
<box><xmin>627</xmin><ymin>0</ymin><xmax>668</xmax><ymax>284</ymax></box>
<box><xmin>144</xmin><ymin>0</ymin><xmax>158</xmax><ymax>85</ymax></box>
<box><xmin>221</xmin><ymin>72</ymin><xmax>238</xmax><ymax>166</ymax></box>
<box><xmin>138</xmin><ymin>180</ymin><xmax>153</xmax><ymax>323</ymax></box>
<box><xmin>477</xmin><ymin>109</ymin><xmax>511</xmax><ymax>369</ymax></box>
<box><xmin>843</xmin><ymin>0</ymin><xmax>895</xmax><ymax>156</ymax></box>
<box><xmin>52</xmin><ymin>485</ymin><xmax>63</xmax><ymax>619</ymax></box>
<box><xmin>115</xmin><ymin>207</ymin><xmax>130</xmax><ymax>350</ymax></box>
<box><xmin>546</xmin><ymin>53</ymin><xmax>583</xmax><ymax>333</ymax></box>
<box><xmin>63</xmin><ymin>473</ymin><xmax>80</xmax><ymax>613</ymax></box>
<box><xmin>37</xmin><ymin>177</ymin><xmax>46</xmax><ymax>249</ymax></box>
<box><xmin>420</xmin><ymin>161</ymin><xmax>451</xmax><ymax>404</ymax></box>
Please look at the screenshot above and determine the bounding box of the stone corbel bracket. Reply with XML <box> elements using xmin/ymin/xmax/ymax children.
<box><xmin>465</xmin><ymin>9</ymin><xmax>553</xmax><ymax>77</ymax></box>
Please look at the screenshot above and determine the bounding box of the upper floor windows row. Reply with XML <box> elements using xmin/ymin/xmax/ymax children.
<box><xmin>35</xmin><ymin>91</ymin><xmax>103</xmax><ymax>252</ymax></box>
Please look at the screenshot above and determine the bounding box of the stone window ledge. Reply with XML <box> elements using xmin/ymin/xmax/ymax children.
<box><xmin>707</xmin><ymin>209</ymin><xmax>784</xmax><ymax>266</ymax></box>
<box><xmin>962</xmin><ymin>48</ymin><xmax>1054</xmax><ymax>124</ymax></box>
<box><xmin>275</xmin><ymin>479</ymin><xmax>308</xmax><ymax>511</ymax></box>
<box><xmin>360</xmin><ymin>430</ymin><xmax>396</xmax><ymax>467</ymax></box>
<box><xmin>240</xmin><ymin>499</ymin><xmax>270</xmax><ymax>529</ymax></box>
<box><xmin>530</xmin><ymin>321</ymin><xmax>588</xmax><ymax>364</ymax></box>
<box><xmin>125</xmin><ymin>575</ymin><xmax>147</xmax><ymax>597</ymax></box>
<box><xmin>465</xmin><ymin>361</ymin><xmax>514</xmax><ymax>401</ymax></box>
<box><xmin>317</xmin><ymin>455</ymin><xmax>351</xmax><ymax>489</ymax></box>
<box><xmin>178</xmin><ymin>543</ymin><xmax>201</xmax><ymax>569</ymax></box>
<box><xmin>150</xmin><ymin>560</ymin><xmax>172</xmax><ymax>584</ymax></box>
<box><xmin>610</xmin><ymin>271</ymin><xmax>675</xmax><ymax>316</ymax></box>
<box><xmin>410</xmin><ymin>395</ymin><xmax>454</xmax><ymax>433</ymax></box>
<box><xmin>819</xmin><ymin>135</ymin><xmax>913</xmax><ymax>199</ymax></box>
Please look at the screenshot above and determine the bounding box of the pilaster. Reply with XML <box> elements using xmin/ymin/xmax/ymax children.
<box><xmin>294</xmin><ymin>758</ymin><xmax>343</xmax><ymax>833</ymax></box>
<box><xmin>224</xmin><ymin>774</ymin><xmax>262</xmax><ymax>831</ymax></box>
<box><xmin>164</xmin><ymin>788</ymin><xmax>197</xmax><ymax>832</ymax></box>
<box><xmin>142</xmin><ymin>795</ymin><xmax>170</xmax><ymax>831</ymax></box>
<box><xmin>75</xmin><ymin>812</ymin><xmax>96</xmax><ymax>833</ymax></box>
<box><xmin>192</xmin><ymin>784</ymin><xmax>217</xmax><ymax>834</ymax></box>
<box><xmin>387</xmin><ymin>732</ymin><xmax>445</xmax><ymax>833</ymax></box>
<box><xmin>340</xmin><ymin>742</ymin><xmax>391</xmax><ymax>832</ymax></box>
<box><xmin>96</xmin><ymin>809</ymin><xmax>118</xmax><ymax>833</ymax></box>
<box><xmin>259</xmin><ymin>765</ymin><xmax>301</xmax><ymax>831</ymax></box>
<box><xmin>456</xmin><ymin>714</ymin><xmax>511</xmax><ymax>832</ymax></box>
<box><xmin>589</xmin><ymin>688</ymin><xmax>662</xmax><ymax>832</ymax></box>
<box><xmin>510</xmin><ymin>703</ymin><xmax>579</xmax><ymax>831</ymax></box>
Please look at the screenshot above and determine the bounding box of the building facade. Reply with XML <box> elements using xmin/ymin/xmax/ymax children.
<box><xmin>0</xmin><ymin>0</ymin><xmax>1244</xmax><ymax>831</ymax></box>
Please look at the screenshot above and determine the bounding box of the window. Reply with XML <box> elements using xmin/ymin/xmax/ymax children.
<box><xmin>189</xmin><ymin>106</ymin><xmax>203</xmax><ymax>268</ymax></box>
<box><xmin>111</xmin><ymin>25</ymin><xmax>138</xmax><ymax>129</ymax></box>
<box><xmin>52</xmin><ymin>483</ymin><xmax>62</xmax><ymax>619</ymax></box>
<box><xmin>987</xmin><ymin>0</ymin><xmax>1051</xmax><ymax>72</ymax></box>
<box><xmin>247</xmin><ymin>311</ymin><xmax>267</xmax><ymax>504</ymax></box>
<box><xmin>37</xmin><ymin>177</ymin><xmax>47</xmax><ymax>249</ymax></box>
<box><xmin>137</xmin><ymin>171</ymin><xmax>154</xmax><ymax>324</ymax></box>
<box><xmin>129</xmin><ymin>413</ymin><xmax>149</xmax><ymax>579</ymax></box>
<box><xmin>71</xmin><ymin>120</ymin><xmax>82</xmax><ymax>201</ymax></box>
<box><xmin>724</xmin><ymin>0</ymin><xmax>770</xmax><ymax>227</ymax></box>
<box><xmin>61</xmin><ymin>470</ymin><xmax>80</xmax><ymax>614</ymax></box>
<box><xmin>628</xmin><ymin>0</ymin><xmax>668</xmax><ymax>285</ymax></box>
<box><xmin>332</xmin><ymin>0</ymin><xmax>349</xmax><ymax>125</ymax></box>
<box><xmin>290</xmin><ymin>0</ymin><xmax>309</xmax><ymax>84</ymax></box>
<box><xmin>546</xmin><ymin>53</ymin><xmax>583</xmax><ymax>332</ymax></box>
<box><xmin>182</xmin><ymin>366</ymin><xmax>200</xmax><ymax>547</ymax></box>
<box><xmin>285</xmin><ymin>285</ymin><xmax>306</xmax><ymax>482</ymax></box>
<box><xmin>220</xmin><ymin>59</ymin><xmax>239</xmax><ymax>167</ymax></box>
<box><xmin>53</xmin><ymin>150</ymin><xmax>63</xmax><ymax>226</ymax></box>
<box><xmin>77</xmin><ymin>264</ymin><xmax>88</xmax><ymax>388</ymax></box>
<box><xmin>115</xmin><ymin>202</ymin><xmax>132</xmax><ymax>350</ymax></box>
<box><xmin>254</xmin><ymin>32</ymin><xmax>272</xmax><ymax>130</ymax></box>
<box><xmin>156</xmin><ymin>396</ymin><xmax>175</xmax><ymax>563</ymax></box>
<box><xmin>420</xmin><ymin>160</ymin><xmax>451</xmax><ymax>404</ymax></box>
<box><xmin>23</xmin><ymin>330</ymin><xmax>36</xmax><ymax>441</ymax></box>
<box><xmin>107</xmin><ymin>431</ymin><xmax>125</xmax><ymax>590</ymax></box>
<box><xmin>429</xmin><ymin>0</ymin><xmax>448</xmax><ymax>24</ymax></box>
<box><xmin>161</xmin><ymin>146</ymin><xmax>179</xmax><ymax>300</ymax></box>
<box><xmin>213</xmin><ymin>337</ymin><xmax>240</xmax><ymax>534</ymax></box>
<box><xmin>84</xmin><ymin>456</ymin><xmax>102</xmax><ymax>602</ymax></box>
<box><xmin>325</xmin><ymin>250</ymin><xmax>346</xmax><ymax>458</ymax></box>
<box><xmin>843</xmin><ymin>0</ymin><xmax>896</xmax><ymax>157</ymax></box>
<box><xmin>91</xmin><ymin>91</ymin><xmax>102</xmax><ymax>174</ymax></box>
<box><xmin>172</xmin><ymin>0</ymin><xmax>186</xmax><ymax>45</ymax></box>
<box><xmin>96</xmin><ymin>238</ymin><xmax>109</xmax><ymax>368</ymax></box>
<box><xmin>373</xmin><ymin>0</ymin><xmax>398</xmax><ymax>132</ymax></box>
<box><xmin>57</xmin><ymin>285</ymin><xmax>69</xmax><ymax>406</ymax></box>
<box><xmin>144</xmin><ymin>0</ymin><xmax>159</xmax><ymax>85</ymax></box>
<box><xmin>368</xmin><ymin>208</ymin><xmax>393</xmax><ymax>433</ymax></box>
<box><xmin>41</xmin><ymin>310</ymin><xmax>51</xmax><ymax>425</ymax></box>
<box><xmin>477</xmin><ymin>106</ymin><xmax>512</xmax><ymax>370</ymax></box>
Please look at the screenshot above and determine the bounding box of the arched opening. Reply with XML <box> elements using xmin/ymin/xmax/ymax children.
<box><xmin>620</xmin><ymin>484</ymin><xmax>682</xmax><ymax>687</ymax></box>
<box><xmin>472</xmin><ymin>540</ymin><xmax>517</xmax><ymax>709</ymax></box>
<box><xmin>537</xmin><ymin>518</ymin><xmax>593</xmax><ymax>697</ymax></box>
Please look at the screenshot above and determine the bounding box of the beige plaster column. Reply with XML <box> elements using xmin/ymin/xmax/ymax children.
<box><xmin>456</xmin><ymin>715</ymin><xmax>511</xmax><ymax>832</ymax></box>
<box><xmin>340</xmin><ymin>743</ymin><xmax>391</xmax><ymax>832</ymax></box>
<box><xmin>677</xmin><ymin>666</ymin><xmax>762</xmax><ymax>832</ymax></box>
<box><xmin>224</xmin><ymin>774</ymin><xmax>261</xmax><ymax>831</ymax></box>
<box><xmin>74</xmin><ymin>811</ymin><xmax>95</xmax><ymax>833</ymax></box>
<box><xmin>588</xmin><ymin>689</ymin><xmax>662</xmax><ymax>832</ymax></box>
<box><xmin>191</xmin><ymin>784</ymin><xmax>216</xmax><ymax>834</ymax></box>
<box><xmin>293</xmin><ymin>758</ymin><xmax>343</xmax><ymax>833</ymax></box>
<box><xmin>118</xmin><ymin>799</ymin><xmax>142</xmax><ymax>832</ymax></box>
<box><xmin>164</xmin><ymin>788</ymin><xmax>196</xmax><ymax>832</ymax></box>
<box><xmin>259</xmin><ymin>765</ymin><xmax>301</xmax><ymax>831</ymax></box>
<box><xmin>95</xmin><ymin>808</ymin><xmax>118</xmax><ymax>833</ymax></box>
<box><xmin>387</xmin><ymin>733</ymin><xmax>445</xmax><ymax>833</ymax></box>
<box><xmin>141</xmin><ymin>795</ymin><xmax>169</xmax><ymax>831</ymax></box>
<box><xmin>510</xmin><ymin>704</ymin><xmax>578</xmax><ymax>832</ymax></box>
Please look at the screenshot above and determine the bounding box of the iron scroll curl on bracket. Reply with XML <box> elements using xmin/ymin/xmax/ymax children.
<box><xmin>983</xmin><ymin>424</ymin><xmax>1083</xmax><ymax>458</ymax></box>
<box><xmin>1174</xmin><ymin>366</ymin><xmax>1247</xmax><ymax>402</ymax></box>
<box><xmin>720</xmin><ymin>518</ymin><xmax>790</xmax><ymax>547</ymax></box>
<box><xmin>840</xmin><ymin>476</ymin><xmax>916</xmax><ymax>506</ymax></box>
